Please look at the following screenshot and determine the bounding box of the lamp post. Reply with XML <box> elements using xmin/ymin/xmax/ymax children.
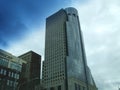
<box><xmin>17</xmin><ymin>77</ymin><xmax>40</xmax><ymax>90</ymax></box>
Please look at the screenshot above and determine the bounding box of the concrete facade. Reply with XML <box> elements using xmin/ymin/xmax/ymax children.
<box><xmin>18</xmin><ymin>51</ymin><xmax>41</xmax><ymax>90</ymax></box>
<box><xmin>42</xmin><ymin>7</ymin><xmax>98</xmax><ymax>90</ymax></box>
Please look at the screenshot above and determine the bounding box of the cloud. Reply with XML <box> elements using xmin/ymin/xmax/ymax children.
<box><xmin>70</xmin><ymin>0</ymin><xmax>120</xmax><ymax>90</ymax></box>
<box><xmin>0</xmin><ymin>0</ymin><xmax>72</xmax><ymax>48</ymax></box>
<box><xmin>0</xmin><ymin>0</ymin><xmax>40</xmax><ymax>47</ymax></box>
<box><xmin>6</xmin><ymin>26</ymin><xmax>45</xmax><ymax>60</ymax></box>
<box><xmin>0</xmin><ymin>22</ymin><xmax>27</xmax><ymax>47</ymax></box>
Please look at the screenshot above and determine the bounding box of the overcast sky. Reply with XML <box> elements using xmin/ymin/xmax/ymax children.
<box><xmin>0</xmin><ymin>0</ymin><xmax>120</xmax><ymax>90</ymax></box>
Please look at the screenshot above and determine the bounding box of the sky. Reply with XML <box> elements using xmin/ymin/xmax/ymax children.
<box><xmin>0</xmin><ymin>0</ymin><xmax>120</xmax><ymax>90</ymax></box>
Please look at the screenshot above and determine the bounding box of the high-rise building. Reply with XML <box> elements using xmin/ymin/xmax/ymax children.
<box><xmin>18</xmin><ymin>51</ymin><xmax>41</xmax><ymax>90</ymax></box>
<box><xmin>0</xmin><ymin>49</ymin><xmax>26</xmax><ymax>90</ymax></box>
<box><xmin>42</xmin><ymin>7</ymin><xmax>98</xmax><ymax>90</ymax></box>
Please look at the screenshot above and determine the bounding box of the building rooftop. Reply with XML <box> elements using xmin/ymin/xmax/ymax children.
<box><xmin>0</xmin><ymin>49</ymin><xmax>26</xmax><ymax>64</ymax></box>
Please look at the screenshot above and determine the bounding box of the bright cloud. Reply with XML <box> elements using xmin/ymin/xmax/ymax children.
<box><xmin>6</xmin><ymin>26</ymin><xmax>45</xmax><ymax>60</ymax></box>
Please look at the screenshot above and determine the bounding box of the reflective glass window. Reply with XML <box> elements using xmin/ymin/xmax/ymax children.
<box><xmin>3</xmin><ymin>69</ymin><xmax>7</xmax><ymax>75</ymax></box>
<box><xmin>0</xmin><ymin>68</ymin><xmax>4</xmax><ymax>74</ymax></box>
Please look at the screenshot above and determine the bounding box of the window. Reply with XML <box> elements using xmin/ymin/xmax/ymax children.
<box><xmin>14</xmin><ymin>73</ymin><xmax>17</xmax><ymax>78</ymax></box>
<box><xmin>73</xmin><ymin>14</ymin><xmax>76</xmax><ymax>17</ymax></box>
<box><xmin>11</xmin><ymin>72</ymin><xmax>14</xmax><ymax>77</ymax></box>
<box><xmin>13</xmin><ymin>82</ymin><xmax>18</xmax><ymax>87</ymax></box>
<box><xmin>75</xmin><ymin>83</ymin><xmax>77</xmax><ymax>90</ymax></box>
<box><xmin>7</xmin><ymin>80</ymin><xmax>10</xmax><ymax>86</ymax></box>
<box><xmin>83</xmin><ymin>87</ymin><xmax>85</xmax><ymax>90</ymax></box>
<box><xmin>17</xmin><ymin>74</ymin><xmax>19</xmax><ymax>79</ymax></box>
<box><xmin>50</xmin><ymin>87</ymin><xmax>54</xmax><ymax>90</ymax></box>
<box><xmin>10</xmin><ymin>62</ymin><xmax>22</xmax><ymax>71</ymax></box>
<box><xmin>78</xmin><ymin>85</ymin><xmax>81</xmax><ymax>90</ymax></box>
<box><xmin>13</xmin><ymin>82</ymin><xmax>16</xmax><ymax>87</ymax></box>
<box><xmin>68</xmin><ymin>13</ymin><xmax>71</xmax><ymax>15</ymax></box>
<box><xmin>3</xmin><ymin>69</ymin><xmax>7</xmax><ymax>75</ymax></box>
<box><xmin>8</xmin><ymin>71</ymin><xmax>11</xmax><ymax>77</ymax></box>
<box><xmin>10</xmin><ymin>80</ymin><xmax>13</xmax><ymax>86</ymax></box>
<box><xmin>0</xmin><ymin>59</ymin><xmax>8</xmax><ymax>67</ymax></box>
<box><xmin>0</xmin><ymin>68</ymin><xmax>4</xmax><ymax>74</ymax></box>
<box><xmin>7</xmin><ymin>80</ymin><xmax>13</xmax><ymax>86</ymax></box>
<box><xmin>58</xmin><ymin>85</ymin><xmax>61</xmax><ymax>90</ymax></box>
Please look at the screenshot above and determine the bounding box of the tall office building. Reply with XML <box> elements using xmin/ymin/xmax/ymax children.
<box><xmin>0</xmin><ymin>49</ymin><xmax>26</xmax><ymax>90</ymax></box>
<box><xmin>42</xmin><ymin>7</ymin><xmax>98</xmax><ymax>90</ymax></box>
<box><xmin>18</xmin><ymin>51</ymin><xmax>41</xmax><ymax>90</ymax></box>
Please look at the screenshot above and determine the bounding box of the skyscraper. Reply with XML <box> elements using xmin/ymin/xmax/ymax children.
<box><xmin>42</xmin><ymin>7</ymin><xmax>97</xmax><ymax>90</ymax></box>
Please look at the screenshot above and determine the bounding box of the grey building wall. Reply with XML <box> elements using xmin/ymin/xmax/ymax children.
<box><xmin>42</xmin><ymin>7</ymin><xmax>97</xmax><ymax>90</ymax></box>
<box><xmin>42</xmin><ymin>9</ymin><xmax>67</xmax><ymax>90</ymax></box>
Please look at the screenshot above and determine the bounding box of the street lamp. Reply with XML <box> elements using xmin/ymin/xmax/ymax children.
<box><xmin>17</xmin><ymin>77</ymin><xmax>40</xmax><ymax>90</ymax></box>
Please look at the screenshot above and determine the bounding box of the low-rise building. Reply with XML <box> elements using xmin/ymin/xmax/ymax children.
<box><xmin>18</xmin><ymin>51</ymin><xmax>41</xmax><ymax>90</ymax></box>
<box><xmin>0</xmin><ymin>49</ymin><xmax>26</xmax><ymax>90</ymax></box>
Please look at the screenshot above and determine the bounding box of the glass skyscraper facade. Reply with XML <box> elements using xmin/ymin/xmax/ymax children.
<box><xmin>42</xmin><ymin>7</ymin><xmax>98</xmax><ymax>90</ymax></box>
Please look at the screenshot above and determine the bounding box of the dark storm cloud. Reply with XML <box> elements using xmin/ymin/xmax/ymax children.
<box><xmin>0</xmin><ymin>0</ymin><xmax>68</xmax><ymax>48</ymax></box>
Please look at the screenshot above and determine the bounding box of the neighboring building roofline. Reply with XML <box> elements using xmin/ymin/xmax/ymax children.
<box><xmin>18</xmin><ymin>50</ymin><xmax>41</xmax><ymax>57</ymax></box>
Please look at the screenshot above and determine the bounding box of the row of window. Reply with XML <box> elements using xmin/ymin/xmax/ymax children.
<box><xmin>46</xmin><ymin>43</ymin><xmax>66</xmax><ymax>49</ymax></box>
<box><xmin>8</xmin><ymin>71</ymin><xmax>19</xmax><ymax>79</ymax></box>
<box><xmin>0</xmin><ymin>68</ymin><xmax>19</xmax><ymax>79</ymax></box>
<box><xmin>43</xmin><ymin>67</ymin><xmax>64</xmax><ymax>73</ymax></box>
<box><xmin>10</xmin><ymin>61</ymin><xmax>22</xmax><ymax>72</ymax></box>
<box><xmin>0</xmin><ymin>58</ymin><xmax>22</xmax><ymax>72</ymax></box>
<box><xmin>46</xmin><ymin>53</ymin><xmax>65</xmax><ymax>60</ymax></box>
<box><xmin>0</xmin><ymin>68</ymin><xmax>7</xmax><ymax>75</ymax></box>
<box><xmin>44</xmin><ymin>57</ymin><xmax>65</xmax><ymax>65</ymax></box>
<box><xmin>46</xmin><ymin>36</ymin><xmax>65</xmax><ymax>42</ymax></box>
<box><xmin>46</xmin><ymin>41</ymin><xmax>65</xmax><ymax>48</ymax></box>
<box><xmin>43</xmin><ymin>74</ymin><xmax>65</xmax><ymax>80</ymax></box>
<box><xmin>43</xmin><ymin>64</ymin><xmax>64</xmax><ymax>71</ymax></box>
<box><xmin>46</xmin><ymin>51</ymin><xmax>65</xmax><ymax>58</ymax></box>
<box><xmin>7</xmin><ymin>80</ymin><xmax>18</xmax><ymax>87</ymax></box>
<box><xmin>43</xmin><ymin>71</ymin><xmax>64</xmax><ymax>78</ymax></box>
<box><xmin>46</xmin><ymin>28</ymin><xmax>65</xmax><ymax>35</ymax></box>
<box><xmin>43</xmin><ymin>71</ymin><xmax>65</xmax><ymax>80</ymax></box>
<box><xmin>44</xmin><ymin>61</ymin><xmax>64</xmax><ymax>66</ymax></box>
<box><xmin>44</xmin><ymin>76</ymin><xmax>65</xmax><ymax>83</ymax></box>
<box><xmin>68</xmin><ymin>13</ymin><xmax>77</xmax><ymax>17</ymax></box>
<box><xmin>0</xmin><ymin>78</ymin><xmax>18</xmax><ymax>87</ymax></box>
<box><xmin>43</xmin><ymin>60</ymin><xmax>65</xmax><ymax>69</ymax></box>
<box><xmin>0</xmin><ymin>58</ymin><xmax>9</xmax><ymax>67</ymax></box>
